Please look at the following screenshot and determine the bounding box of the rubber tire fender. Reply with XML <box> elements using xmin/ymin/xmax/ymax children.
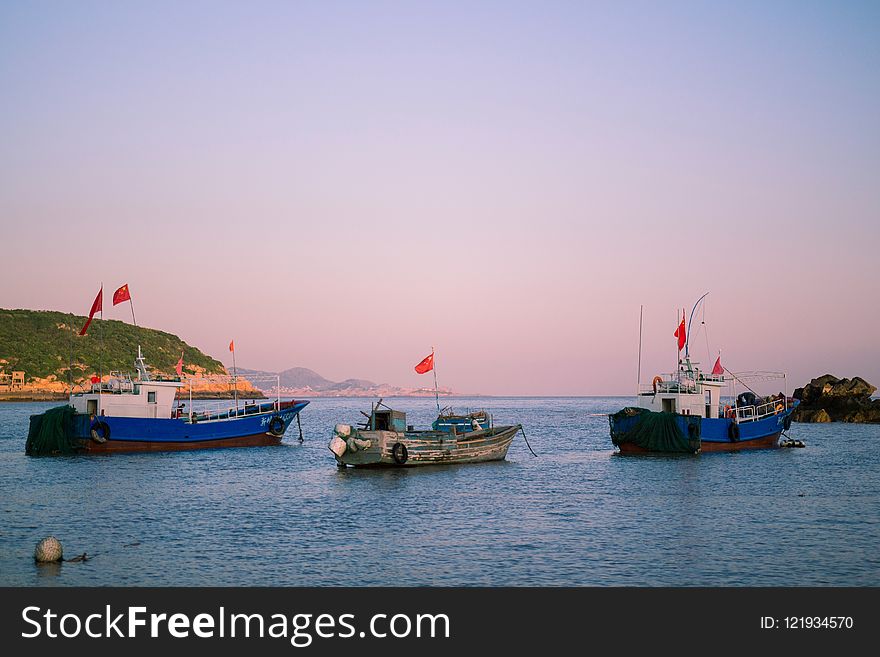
<box><xmin>391</xmin><ymin>442</ymin><xmax>408</xmax><ymax>465</ymax></box>
<box><xmin>783</xmin><ymin>414</ymin><xmax>792</xmax><ymax>431</ymax></box>
<box><xmin>92</xmin><ymin>420</ymin><xmax>110</xmax><ymax>441</ymax></box>
<box><xmin>728</xmin><ymin>422</ymin><xmax>740</xmax><ymax>442</ymax></box>
<box><xmin>268</xmin><ymin>416</ymin><xmax>285</xmax><ymax>436</ymax></box>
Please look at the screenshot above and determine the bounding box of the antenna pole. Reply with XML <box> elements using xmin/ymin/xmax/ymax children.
<box><xmin>685</xmin><ymin>291</ymin><xmax>709</xmax><ymax>358</ymax></box>
<box><xmin>232</xmin><ymin>342</ymin><xmax>238</xmax><ymax>416</ymax></box>
<box><xmin>636</xmin><ymin>305</ymin><xmax>643</xmax><ymax>397</ymax></box>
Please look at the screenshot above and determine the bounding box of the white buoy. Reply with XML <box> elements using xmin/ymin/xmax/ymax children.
<box><xmin>34</xmin><ymin>536</ymin><xmax>63</xmax><ymax>563</ymax></box>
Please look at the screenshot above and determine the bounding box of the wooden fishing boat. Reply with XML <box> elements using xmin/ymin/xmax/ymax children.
<box><xmin>26</xmin><ymin>347</ymin><xmax>309</xmax><ymax>455</ymax></box>
<box><xmin>329</xmin><ymin>401</ymin><xmax>522</xmax><ymax>467</ymax></box>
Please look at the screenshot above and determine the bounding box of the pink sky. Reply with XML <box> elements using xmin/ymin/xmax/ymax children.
<box><xmin>2</xmin><ymin>2</ymin><xmax>878</xmax><ymax>395</ymax></box>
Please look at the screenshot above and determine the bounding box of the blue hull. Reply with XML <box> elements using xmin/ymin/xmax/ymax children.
<box><xmin>701</xmin><ymin>412</ymin><xmax>788</xmax><ymax>447</ymax></box>
<box><xmin>75</xmin><ymin>401</ymin><xmax>309</xmax><ymax>451</ymax></box>
<box><xmin>610</xmin><ymin>403</ymin><xmax>796</xmax><ymax>454</ymax></box>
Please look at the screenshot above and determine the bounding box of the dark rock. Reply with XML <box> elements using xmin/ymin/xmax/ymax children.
<box><xmin>793</xmin><ymin>375</ymin><xmax>880</xmax><ymax>423</ymax></box>
<box><xmin>793</xmin><ymin>408</ymin><xmax>831</xmax><ymax>423</ymax></box>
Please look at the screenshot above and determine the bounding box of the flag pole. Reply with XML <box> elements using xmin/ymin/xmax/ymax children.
<box><xmin>99</xmin><ymin>283</ymin><xmax>104</xmax><ymax>390</ymax></box>
<box><xmin>232</xmin><ymin>341</ymin><xmax>238</xmax><ymax>416</ymax></box>
<box><xmin>432</xmin><ymin>346</ymin><xmax>440</xmax><ymax>414</ymax></box>
<box><xmin>129</xmin><ymin>297</ymin><xmax>137</xmax><ymax>327</ymax></box>
<box><xmin>68</xmin><ymin>312</ymin><xmax>75</xmax><ymax>395</ymax></box>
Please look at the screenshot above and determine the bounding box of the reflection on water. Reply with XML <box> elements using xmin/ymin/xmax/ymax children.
<box><xmin>1</xmin><ymin>397</ymin><xmax>879</xmax><ymax>586</ymax></box>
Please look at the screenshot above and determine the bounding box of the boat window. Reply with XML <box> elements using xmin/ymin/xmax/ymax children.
<box><xmin>148</xmin><ymin>391</ymin><xmax>156</xmax><ymax>403</ymax></box>
<box><xmin>373</xmin><ymin>411</ymin><xmax>390</xmax><ymax>431</ymax></box>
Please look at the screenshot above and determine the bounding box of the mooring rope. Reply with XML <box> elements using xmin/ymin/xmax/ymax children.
<box><xmin>520</xmin><ymin>426</ymin><xmax>538</xmax><ymax>457</ymax></box>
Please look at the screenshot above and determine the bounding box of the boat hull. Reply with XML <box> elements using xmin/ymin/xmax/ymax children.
<box><xmin>334</xmin><ymin>424</ymin><xmax>521</xmax><ymax>468</ymax></box>
<box><xmin>69</xmin><ymin>400</ymin><xmax>309</xmax><ymax>454</ymax></box>
<box><xmin>617</xmin><ymin>430</ymin><xmax>782</xmax><ymax>454</ymax></box>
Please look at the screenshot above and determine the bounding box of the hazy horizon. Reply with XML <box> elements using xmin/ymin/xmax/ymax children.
<box><xmin>2</xmin><ymin>2</ymin><xmax>878</xmax><ymax>395</ymax></box>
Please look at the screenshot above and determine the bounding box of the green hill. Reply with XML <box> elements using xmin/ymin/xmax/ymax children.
<box><xmin>0</xmin><ymin>308</ymin><xmax>226</xmax><ymax>383</ymax></box>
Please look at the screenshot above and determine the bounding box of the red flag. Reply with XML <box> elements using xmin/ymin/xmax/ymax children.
<box><xmin>712</xmin><ymin>356</ymin><xmax>724</xmax><ymax>376</ymax></box>
<box><xmin>229</xmin><ymin>340</ymin><xmax>235</xmax><ymax>352</ymax></box>
<box><xmin>414</xmin><ymin>351</ymin><xmax>434</xmax><ymax>374</ymax></box>
<box><xmin>112</xmin><ymin>284</ymin><xmax>131</xmax><ymax>305</ymax></box>
<box><xmin>79</xmin><ymin>287</ymin><xmax>103</xmax><ymax>336</ymax></box>
<box><xmin>90</xmin><ymin>375</ymin><xmax>100</xmax><ymax>384</ymax></box>
<box><xmin>175</xmin><ymin>352</ymin><xmax>184</xmax><ymax>376</ymax></box>
<box><xmin>674</xmin><ymin>310</ymin><xmax>686</xmax><ymax>352</ymax></box>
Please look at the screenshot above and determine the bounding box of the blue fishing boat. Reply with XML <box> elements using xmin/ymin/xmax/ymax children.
<box><xmin>26</xmin><ymin>347</ymin><xmax>309</xmax><ymax>455</ymax></box>
<box><xmin>609</xmin><ymin>297</ymin><xmax>799</xmax><ymax>454</ymax></box>
<box><xmin>610</xmin><ymin>364</ymin><xmax>798</xmax><ymax>453</ymax></box>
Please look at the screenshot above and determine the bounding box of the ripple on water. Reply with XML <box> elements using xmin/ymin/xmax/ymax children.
<box><xmin>1</xmin><ymin>398</ymin><xmax>879</xmax><ymax>586</ymax></box>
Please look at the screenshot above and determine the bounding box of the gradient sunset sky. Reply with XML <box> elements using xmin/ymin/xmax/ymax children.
<box><xmin>2</xmin><ymin>1</ymin><xmax>878</xmax><ymax>395</ymax></box>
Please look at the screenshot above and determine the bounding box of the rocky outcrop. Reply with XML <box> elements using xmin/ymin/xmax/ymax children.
<box><xmin>182</xmin><ymin>373</ymin><xmax>264</xmax><ymax>399</ymax></box>
<box><xmin>792</xmin><ymin>375</ymin><xmax>880</xmax><ymax>423</ymax></box>
<box><xmin>5</xmin><ymin>370</ymin><xmax>263</xmax><ymax>400</ymax></box>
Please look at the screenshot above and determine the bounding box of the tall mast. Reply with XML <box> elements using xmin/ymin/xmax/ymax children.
<box><xmin>99</xmin><ymin>282</ymin><xmax>104</xmax><ymax>391</ymax></box>
<box><xmin>636</xmin><ymin>305</ymin><xmax>643</xmax><ymax>397</ymax></box>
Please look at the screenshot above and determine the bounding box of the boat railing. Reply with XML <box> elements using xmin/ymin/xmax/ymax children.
<box><xmin>639</xmin><ymin>377</ymin><xmax>698</xmax><ymax>396</ymax></box>
<box><xmin>735</xmin><ymin>398</ymin><xmax>787</xmax><ymax>423</ymax></box>
<box><xmin>184</xmin><ymin>398</ymin><xmax>281</xmax><ymax>422</ymax></box>
<box><xmin>90</xmin><ymin>372</ymin><xmax>135</xmax><ymax>394</ymax></box>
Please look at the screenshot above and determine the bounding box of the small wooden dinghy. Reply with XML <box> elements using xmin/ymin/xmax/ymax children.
<box><xmin>329</xmin><ymin>401</ymin><xmax>522</xmax><ymax>468</ymax></box>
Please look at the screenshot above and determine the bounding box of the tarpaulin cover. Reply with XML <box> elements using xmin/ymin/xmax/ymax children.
<box><xmin>26</xmin><ymin>405</ymin><xmax>79</xmax><ymax>456</ymax></box>
<box><xmin>609</xmin><ymin>407</ymin><xmax>700</xmax><ymax>453</ymax></box>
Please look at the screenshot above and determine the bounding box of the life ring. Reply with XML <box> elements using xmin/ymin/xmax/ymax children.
<box><xmin>723</xmin><ymin>405</ymin><xmax>734</xmax><ymax>419</ymax></box>
<box><xmin>91</xmin><ymin>420</ymin><xmax>110</xmax><ymax>443</ymax></box>
<box><xmin>391</xmin><ymin>442</ymin><xmax>408</xmax><ymax>465</ymax></box>
<box><xmin>652</xmin><ymin>376</ymin><xmax>663</xmax><ymax>394</ymax></box>
<box><xmin>783</xmin><ymin>415</ymin><xmax>792</xmax><ymax>431</ymax></box>
<box><xmin>728</xmin><ymin>422</ymin><xmax>740</xmax><ymax>442</ymax></box>
<box><xmin>268</xmin><ymin>416</ymin><xmax>285</xmax><ymax>436</ymax></box>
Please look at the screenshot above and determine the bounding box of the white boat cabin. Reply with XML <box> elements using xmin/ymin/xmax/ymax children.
<box><xmin>638</xmin><ymin>359</ymin><xmax>725</xmax><ymax>419</ymax></box>
<box><xmin>69</xmin><ymin>347</ymin><xmax>184</xmax><ymax>419</ymax></box>
<box><xmin>637</xmin><ymin>358</ymin><xmax>789</xmax><ymax>422</ymax></box>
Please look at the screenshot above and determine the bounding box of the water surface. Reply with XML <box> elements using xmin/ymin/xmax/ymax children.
<box><xmin>1</xmin><ymin>397</ymin><xmax>878</xmax><ymax>586</ymax></box>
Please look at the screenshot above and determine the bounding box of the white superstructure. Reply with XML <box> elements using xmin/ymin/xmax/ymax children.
<box><xmin>637</xmin><ymin>357</ymin><xmax>788</xmax><ymax>423</ymax></box>
<box><xmin>69</xmin><ymin>346</ymin><xmax>184</xmax><ymax>419</ymax></box>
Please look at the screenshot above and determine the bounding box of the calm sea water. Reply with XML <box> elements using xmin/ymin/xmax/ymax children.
<box><xmin>1</xmin><ymin>397</ymin><xmax>878</xmax><ymax>586</ymax></box>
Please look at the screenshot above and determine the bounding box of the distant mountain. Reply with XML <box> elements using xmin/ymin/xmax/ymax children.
<box><xmin>329</xmin><ymin>378</ymin><xmax>377</xmax><ymax>390</ymax></box>
<box><xmin>282</xmin><ymin>367</ymin><xmax>337</xmax><ymax>390</ymax></box>
<box><xmin>236</xmin><ymin>367</ymin><xmax>373</xmax><ymax>391</ymax></box>
<box><xmin>236</xmin><ymin>366</ymin><xmax>448</xmax><ymax>398</ymax></box>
